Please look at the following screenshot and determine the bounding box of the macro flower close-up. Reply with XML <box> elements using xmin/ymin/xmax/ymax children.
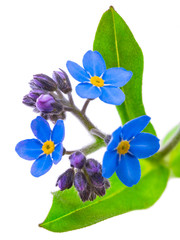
<box><xmin>102</xmin><ymin>115</ymin><xmax>160</xmax><ymax>187</ymax></box>
<box><xmin>15</xmin><ymin>116</ymin><xmax>65</xmax><ymax>177</ymax></box>
<box><xmin>66</xmin><ymin>50</ymin><xmax>133</xmax><ymax>105</ymax></box>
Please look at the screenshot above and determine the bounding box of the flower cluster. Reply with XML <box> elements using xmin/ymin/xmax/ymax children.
<box><xmin>56</xmin><ymin>151</ymin><xmax>110</xmax><ymax>202</ymax></box>
<box><xmin>15</xmin><ymin>50</ymin><xmax>160</xmax><ymax>203</ymax></box>
<box><xmin>23</xmin><ymin>69</ymin><xmax>72</xmax><ymax>122</ymax></box>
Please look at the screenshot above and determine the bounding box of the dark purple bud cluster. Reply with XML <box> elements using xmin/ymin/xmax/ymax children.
<box><xmin>56</xmin><ymin>151</ymin><xmax>110</xmax><ymax>202</ymax></box>
<box><xmin>22</xmin><ymin>69</ymin><xmax>72</xmax><ymax>122</ymax></box>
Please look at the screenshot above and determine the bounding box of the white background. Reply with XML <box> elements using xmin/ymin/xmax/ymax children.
<box><xmin>0</xmin><ymin>0</ymin><xmax>180</xmax><ymax>239</ymax></box>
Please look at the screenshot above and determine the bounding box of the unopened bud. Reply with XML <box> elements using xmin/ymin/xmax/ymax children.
<box><xmin>56</xmin><ymin>168</ymin><xmax>74</xmax><ymax>191</ymax></box>
<box><xmin>23</xmin><ymin>95</ymin><xmax>36</xmax><ymax>106</ymax></box>
<box><xmin>74</xmin><ymin>171</ymin><xmax>87</xmax><ymax>192</ymax></box>
<box><xmin>31</xmin><ymin>73</ymin><xmax>57</xmax><ymax>91</ymax></box>
<box><xmin>85</xmin><ymin>159</ymin><xmax>102</xmax><ymax>176</ymax></box>
<box><xmin>69</xmin><ymin>151</ymin><xmax>86</xmax><ymax>169</ymax></box>
<box><xmin>94</xmin><ymin>186</ymin><xmax>106</xmax><ymax>197</ymax></box>
<box><xmin>53</xmin><ymin>69</ymin><xmax>72</xmax><ymax>93</ymax></box>
<box><xmin>79</xmin><ymin>184</ymin><xmax>91</xmax><ymax>202</ymax></box>
<box><xmin>36</xmin><ymin>94</ymin><xmax>56</xmax><ymax>113</ymax></box>
<box><xmin>89</xmin><ymin>173</ymin><xmax>104</xmax><ymax>187</ymax></box>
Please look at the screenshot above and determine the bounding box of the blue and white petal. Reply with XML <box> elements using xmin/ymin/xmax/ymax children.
<box><xmin>51</xmin><ymin>120</ymin><xmax>65</xmax><ymax>144</ymax></box>
<box><xmin>99</xmin><ymin>86</ymin><xmax>125</xmax><ymax>105</ymax></box>
<box><xmin>116</xmin><ymin>153</ymin><xmax>141</xmax><ymax>187</ymax></box>
<box><xmin>15</xmin><ymin>139</ymin><xmax>43</xmax><ymax>160</ymax></box>
<box><xmin>76</xmin><ymin>82</ymin><xmax>101</xmax><ymax>99</ymax></box>
<box><xmin>121</xmin><ymin>115</ymin><xmax>151</xmax><ymax>141</ymax></box>
<box><xmin>107</xmin><ymin>126</ymin><xmax>122</xmax><ymax>151</ymax></box>
<box><xmin>102</xmin><ymin>150</ymin><xmax>119</xmax><ymax>178</ymax></box>
<box><xmin>83</xmin><ymin>50</ymin><xmax>106</xmax><ymax>77</ymax></box>
<box><xmin>66</xmin><ymin>61</ymin><xmax>90</xmax><ymax>82</ymax></box>
<box><xmin>30</xmin><ymin>154</ymin><xmax>53</xmax><ymax>177</ymax></box>
<box><xmin>129</xmin><ymin>133</ymin><xmax>160</xmax><ymax>159</ymax></box>
<box><xmin>31</xmin><ymin>116</ymin><xmax>51</xmax><ymax>143</ymax></box>
<box><xmin>102</xmin><ymin>67</ymin><xmax>132</xmax><ymax>87</ymax></box>
<box><xmin>52</xmin><ymin>143</ymin><xmax>63</xmax><ymax>164</ymax></box>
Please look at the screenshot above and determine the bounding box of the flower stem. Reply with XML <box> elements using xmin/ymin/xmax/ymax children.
<box><xmin>157</xmin><ymin>125</ymin><xmax>180</xmax><ymax>158</ymax></box>
<box><xmin>81</xmin><ymin>99</ymin><xmax>91</xmax><ymax>115</ymax></box>
<box><xmin>65</xmin><ymin>139</ymin><xmax>106</xmax><ymax>156</ymax></box>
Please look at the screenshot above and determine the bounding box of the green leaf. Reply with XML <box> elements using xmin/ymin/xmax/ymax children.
<box><xmin>40</xmin><ymin>160</ymin><xmax>169</xmax><ymax>232</ymax></box>
<box><xmin>162</xmin><ymin>124</ymin><xmax>180</xmax><ymax>177</ymax></box>
<box><xmin>93</xmin><ymin>6</ymin><xmax>156</xmax><ymax>135</ymax></box>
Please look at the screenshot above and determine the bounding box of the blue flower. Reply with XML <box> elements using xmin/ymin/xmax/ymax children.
<box><xmin>15</xmin><ymin>116</ymin><xmax>65</xmax><ymax>177</ymax></box>
<box><xmin>66</xmin><ymin>50</ymin><xmax>133</xmax><ymax>105</ymax></box>
<box><xmin>102</xmin><ymin>116</ymin><xmax>160</xmax><ymax>187</ymax></box>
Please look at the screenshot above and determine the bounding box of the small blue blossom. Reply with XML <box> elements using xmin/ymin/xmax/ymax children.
<box><xmin>15</xmin><ymin>116</ymin><xmax>65</xmax><ymax>177</ymax></box>
<box><xmin>66</xmin><ymin>50</ymin><xmax>133</xmax><ymax>105</ymax></box>
<box><xmin>102</xmin><ymin>116</ymin><xmax>160</xmax><ymax>187</ymax></box>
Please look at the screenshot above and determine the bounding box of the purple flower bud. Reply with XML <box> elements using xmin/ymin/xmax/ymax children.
<box><xmin>56</xmin><ymin>168</ymin><xmax>74</xmax><ymax>191</ymax></box>
<box><xmin>52</xmin><ymin>69</ymin><xmax>72</xmax><ymax>93</ymax></box>
<box><xmin>89</xmin><ymin>192</ymin><xmax>96</xmax><ymax>201</ymax></box>
<box><xmin>85</xmin><ymin>159</ymin><xmax>102</xmax><ymax>176</ymax></box>
<box><xmin>23</xmin><ymin>95</ymin><xmax>36</xmax><ymax>106</ymax></box>
<box><xmin>74</xmin><ymin>171</ymin><xmax>87</xmax><ymax>192</ymax></box>
<box><xmin>79</xmin><ymin>184</ymin><xmax>91</xmax><ymax>202</ymax></box>
<box><xmin>104</xmin><ymin>179</ymin><xmax>110</xmax><ymax>189</ymax></box>
<box><xmin>30</xmin><ymin>73</ymin><xmax>57</xmax><ymax>91</ymax></box>
<box><xmin>94</xmin><ymin>186</ymin><xmax>106</xmax><ymax>197</ymax></box>
<box><xmin>36</xmin><ymin>94</ymin><xmax>56</xmax><ymax>113</ymax></box>
<box><xmin>28</xmin><ymin>90</ymin><xmax>44</xmax><ymax>101</ymax></box>
<box><xmin>89</xmin><ymin>173</ymin><xmax>104</xmax><ymax>187</ymax></box>
<box><xmin>69</xmin><ymin>151</ymin><xmax>86</xmax><ymax>169</ymax></box>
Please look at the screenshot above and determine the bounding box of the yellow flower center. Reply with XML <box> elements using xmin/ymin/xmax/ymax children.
<box><xmin>117</xmin><ymin>140</ymin><xmax>130</xmax><ymax>155</ymax></box>
<box><xmin>90</xmin><ymin>76</ymin><xmax>104</xmax><ymax>87</ymax></box>
<box><xmin>42</xmin><ymin>141</ymin><xmax>55</xmax><ymax>155</ymax></box>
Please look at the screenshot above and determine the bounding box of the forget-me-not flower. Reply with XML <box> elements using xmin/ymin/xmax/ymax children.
<box><xmin>15</xmin><ymin>116</ymin><xmax>64</xmax><ymax>177</ymax></box>
<box><xmin>66</xmin><ymin>50</ymin><xmax>133</xmax><ymax>105</ymax></box>
<box><xmin>102</xmin><ymin>115</ymin><xmax>160</xmax><ymax>187</ymax></box>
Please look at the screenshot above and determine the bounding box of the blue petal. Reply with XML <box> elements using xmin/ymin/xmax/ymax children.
<box><xmin>129</xmin><ymin>133</ymin><xmax>160</xmax><ymax>159</ymax></box>
<box><xmin>122</xmin><ymin>115</ymin><xmax>151</xmax><ymax>141</ymax></box>
<box><xmin>76</xmin><ymin>82</ymin><xmax>101</xmax><ymax>99</ymax></box>
<box><xmin>31</xmin><ymin>116</ymin><xmax>51</xmax><ymax>143</ymax></box>
<box><xmin>30</xmin><ymin>154</ymin><xmax>53</xmax><ymax>177</ymax></box>
<box><xmin>52</xmin><ymin>143</ymin><xmax>63</xmax><ymax>164</ymax></box>
<box><xmin>83</xmin><ymin>50</ymin><xmax>106</xmax><ymax>77</ymax></box>
<box><xmin>15</xmin><ymin>139</ymin><xmax>43</xmax><ymax>160</ymax></box>
<box><xmin>102</xmin><ymin>150</ymin><xmax>119</xmax><ymax>178</ymax></box>
<box><xmin>116</xmin><ymin>153</ymin><xmax>141</xmax><ymax>187</ymax></box>
<box><xmin>51</xmin><ymin>120</ymin><xmax>65</xmax><ymax>144</ymax></box>
<box><xmin>99</xmin><ymin>86</ymin><xmax>125</xmax><ymax>105</ymax></box>
<box><xmin>66</xmin><ymin>61</ymin><xmax>90</xmax><ymax>82</ymax></box>
<box><xmin>102</xmin><ymin>67</ymin><xmax>133</xmax><ymax>87</ymax></box>
<box><xmin>107</xmin><ymin>127</ymin><xmax>122</xmax><ymax>151</ymax></box>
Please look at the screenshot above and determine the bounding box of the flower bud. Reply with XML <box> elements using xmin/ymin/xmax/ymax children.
<box><xmin>56</xmin><ymin>168</ymin><xmax>74</xmax><ymax>191</ymax></box>
<box><xmin>69</xmin><ymin>151</ymin><xmax>86</xmax><ymax>169</ymax></box>
<box><xmin>36</xmin><ymin>94</ymin><xmax>56</xmax><ymax>113</ymax></box>
<box><xmin>89</xmin><ymin>173</ymin><xmax>104</xmax><ymax>187</ymax></box>
<box><xmin>79</xmin><ymin>184</ymin><xmax>91</xmax><ymax>202</ymax></box>
<box><xmin>85</xmin><ymin>159</ymin><xmax>102</xmax><ymax>176</ymax></box>
<box><xmin>28</xmin><ymin>90</ymin><xmax>44</xmax><ymax>101</ymax></box>
<box><xmin>23</xmin><ymin>95</ymin><xmax>36</xmax><ymax>107</ymax></box>
<box><xmin>104</xmin><ymin>179</ymin><xmax>110</xmax><ymax>189</ymax></box>
<box><xmin>30</xmin><ymin>74</ymin><xmax>57</xmax><ymax>91</ymax></box>
<box><xmin>52</xmin><ymin>69</ymin><xmax>72</xmax><ymax>93</ymax></box>
<box><xmin>89</xmin><ymin>192</ymin><xmax>96</xmax><ymax>201</ymax></box>
<box><xmin>94</xmin><ymin>186</ymin><xmax>106</xmax><ymax>197</ymax></box>
<box><xmin>74</xmin><ymin>171</ymin><xmax>87</xmax><ymax>192</ymax></box>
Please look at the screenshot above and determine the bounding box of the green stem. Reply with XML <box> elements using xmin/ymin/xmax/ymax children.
<box><xmin>157</xmin><ymin>126</ymin><xmax>180</xmax><ymax>158</ymax></box>
<box><xmin>65</xmin><ymin>139</ymin><xmax>106</xmax><ymax>156</ymax></box>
